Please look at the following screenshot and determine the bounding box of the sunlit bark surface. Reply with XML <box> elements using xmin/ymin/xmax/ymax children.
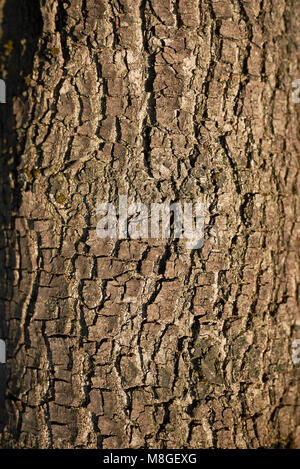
<box><xmin>0</xmin><ymin>0</ymin><xmax>299</xmax><ymax>448</ymax></box>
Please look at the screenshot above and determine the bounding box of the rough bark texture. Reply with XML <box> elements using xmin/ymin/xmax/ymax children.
<box><xmin>0</xmin><ymin>0</ymin><xmax>299</xmax><ymax>449</ymax></box>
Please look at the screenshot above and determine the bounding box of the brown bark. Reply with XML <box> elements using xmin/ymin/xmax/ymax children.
<box><xmin>0</xmin><ymin>0</ymin><xmax>299</xmax><ymax>449</ymax></box>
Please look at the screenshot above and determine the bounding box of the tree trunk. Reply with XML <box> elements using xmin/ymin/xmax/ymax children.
<box><xmin>0</xmin><ymin>0</ymin><xmax>299</xmax><ymax>449</ymax></box>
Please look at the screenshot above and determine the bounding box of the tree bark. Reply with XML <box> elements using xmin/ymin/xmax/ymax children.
<box><xmin>0</xmin><ymin>0</ymin><xmax>299</xmax><ymax>449</ymax></box>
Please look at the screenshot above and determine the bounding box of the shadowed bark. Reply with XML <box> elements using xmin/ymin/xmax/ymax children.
<box><xmin>0</xmin><ymin>0</ymin><xmax>299</xmax><ymax>449</ymax></box>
